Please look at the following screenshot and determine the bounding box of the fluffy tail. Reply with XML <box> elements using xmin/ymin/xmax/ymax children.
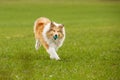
<box><xmin>34</xmin><ymin>17</ymin><xmax>51</xmax><ymax>50</ymax></box>
<box><xmin>34</xmin><ymin>17</ymin><xmax>51</xmax><ymax>39</ymax></box>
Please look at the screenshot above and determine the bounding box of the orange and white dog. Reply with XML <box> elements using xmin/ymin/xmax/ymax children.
<box><xmin>34</xmin><ymin>17</ymin><xmax>65</xmax><ymax>60</ymax></box>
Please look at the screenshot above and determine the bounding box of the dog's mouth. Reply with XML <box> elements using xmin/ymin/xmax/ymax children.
<box><xmin>53</xmin><ymin>35</ymin><xmax>58</xmax><ymax>40</ymax></box>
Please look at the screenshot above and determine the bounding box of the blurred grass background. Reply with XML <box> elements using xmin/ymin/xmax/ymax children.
<box><xmin>0</xmin><ymin>0</ymin><xmax>120</xmax><ymax>80</ymax></box>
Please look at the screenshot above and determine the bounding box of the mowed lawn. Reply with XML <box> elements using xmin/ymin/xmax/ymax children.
<box><xmin>0</xmin><ymin>0</ymin><xmax>120</xmax><ymax>80</ymax></box>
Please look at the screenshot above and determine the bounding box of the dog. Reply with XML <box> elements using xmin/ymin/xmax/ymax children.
<box><xmin>33</xmin><ymin>17</ymin><xmax>65</xmax><ymax>60</ymax></box>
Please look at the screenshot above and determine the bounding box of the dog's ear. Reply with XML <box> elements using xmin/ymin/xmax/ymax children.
<box><xmin>50</xmin><ymin>22</ymin><xmax>55</xmax><ymax>28</ymax></box>
<box><xmin>59</xmin><ymin>24</ymin><xmax>64</xmax><ymax>29</ymax></box>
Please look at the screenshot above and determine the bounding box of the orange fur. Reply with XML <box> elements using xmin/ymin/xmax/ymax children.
<box><xmin>34</xmin><ymin>17</ymin><xmax>51</xmax><ymax>49</ymax></box>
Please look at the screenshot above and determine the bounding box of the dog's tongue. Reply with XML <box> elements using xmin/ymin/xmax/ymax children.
<box><xmin>53</xmin><ymin>35</ymin><xmax>58</xmax><ymax>40</ymax></box>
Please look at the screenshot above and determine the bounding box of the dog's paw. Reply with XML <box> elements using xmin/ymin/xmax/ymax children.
<box><xmin>50</xmin><ymin>56</ymin><xmax>60</xmax><ymax>60</ymax></box>
<box><xmin>55</xmin><ymin>57</ymin><xmax>61</xmax><ymax>60</ymax></box>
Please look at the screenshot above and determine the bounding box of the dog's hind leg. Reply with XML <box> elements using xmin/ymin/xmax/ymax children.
<box><xmin>35</xmin><ymin>39</ymin><xmax>41</xmax><ymax>50</ymax></box>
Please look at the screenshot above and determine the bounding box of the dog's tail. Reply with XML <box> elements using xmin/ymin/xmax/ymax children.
<box><xmin>34</xmin><ymin>17</ymin><xmax>51</xmax><ymax>39</ymax></box>
<box><xmin>34</xmin><ymin>17</ymin><xmax>51</xmax><ymax>33</ymax></box>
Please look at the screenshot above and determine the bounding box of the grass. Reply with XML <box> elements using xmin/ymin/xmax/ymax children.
<box><xmin>0</xmin><ymin>0</ymin><xmax>120</xmax><ymax>80</ymax></box>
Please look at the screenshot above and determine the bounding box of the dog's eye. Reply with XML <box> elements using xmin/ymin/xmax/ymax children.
<box><xmin>57</xmin><ymin>30</ymin><xmax>62</xmax><ymax>33</ymax></box>
<box><xmin>51</xmin><ymin>29</ymin><xmax>55</xmax><ymax>32</ymax></box>
<box><xmin>53</xmin><ymin>30</ymin><xmax>55</xmax><ymax>32</ymax></box>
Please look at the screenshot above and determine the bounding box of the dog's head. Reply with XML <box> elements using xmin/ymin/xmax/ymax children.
<box><xmin>47</xmin><ymin>22</ymin><xmax>64</xmax><ymax>40</ymax></box>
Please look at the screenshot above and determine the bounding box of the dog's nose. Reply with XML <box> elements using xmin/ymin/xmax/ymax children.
<box><xmin>53</xmin><ymin>34</ymin><xmax>58</xmax><ymax>40</ymax></box>
<box><xmin>55</xmin><ymin>34</ymin><xmax>57</xmax><ymax>37</ymax></box>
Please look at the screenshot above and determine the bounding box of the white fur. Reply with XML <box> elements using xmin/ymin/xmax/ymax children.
<box><xmin>53</xmin><ymin>22</ymin><xmax>60</xmax><ymax>27</ymax></box>
<box><xmin>47</xmin><ymin>47</ymin><xmax>60</xmax><ymax>60</ymax></box>
<box><xmin>42</xmin><ymin>22</ymin><xmax>65</xmax><ymax>60</ymax></box>
<box><xmin>35</xmin><ymin>39</ymin><xmax>41</xmax><ymax>50</ymax></box>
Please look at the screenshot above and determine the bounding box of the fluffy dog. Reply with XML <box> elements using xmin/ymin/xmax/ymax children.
<box><xmin>34</xmin><ymin>17</ymin><xmax>65</xmax><ymax>60</ymax></box>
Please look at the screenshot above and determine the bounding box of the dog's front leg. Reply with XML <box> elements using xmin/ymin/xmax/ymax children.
<box><xmin>47</xmin><ymin>47</ymin><xmax>60</xmax><ymax>60</ymax></box>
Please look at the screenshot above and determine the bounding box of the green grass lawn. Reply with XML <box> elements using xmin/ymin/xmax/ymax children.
<box><xmin>0</xmin><ymin>0</ymin><xmax>120</xmax><ymax>80</ymax></box>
